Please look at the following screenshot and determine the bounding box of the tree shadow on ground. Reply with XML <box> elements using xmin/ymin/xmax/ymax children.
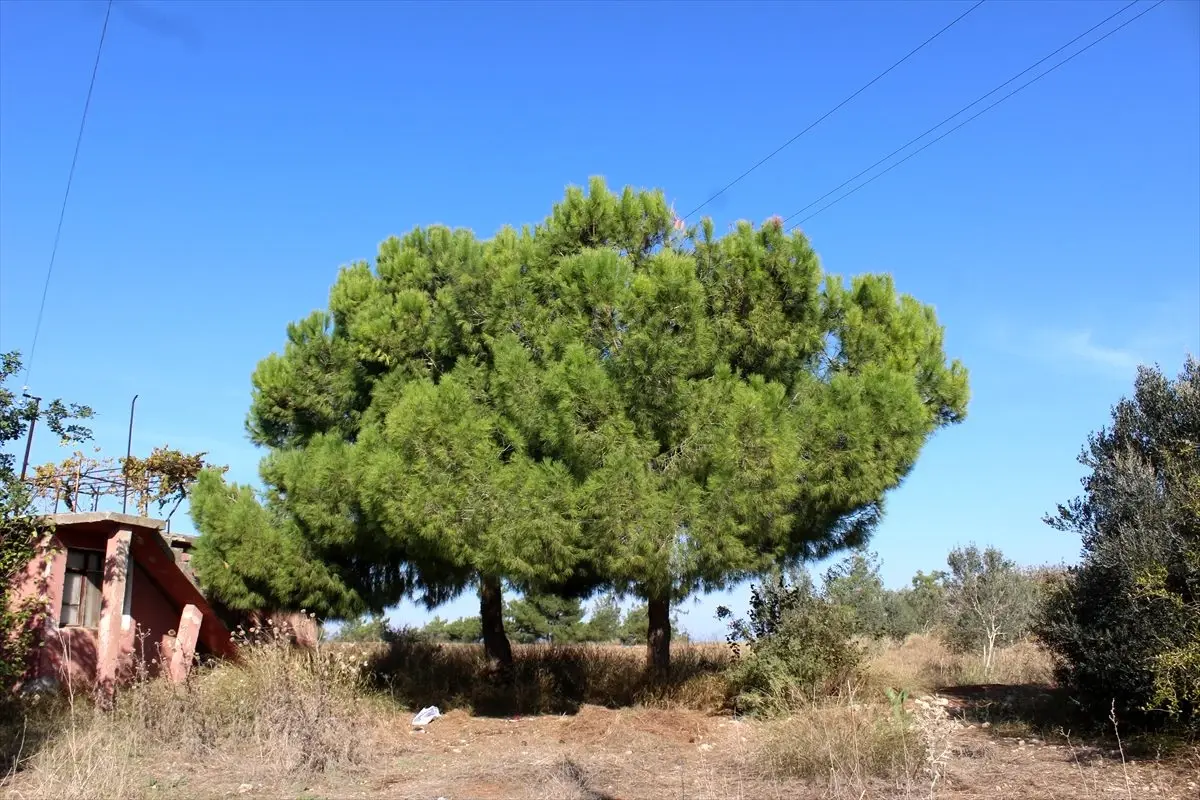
<box><xmin>0</xmin><ymin>696</ymin><xmax>71</xmax><ymax>777</ymax></box>
<box><xmin>938</xmin><ymin>683</ymin><xmax>1065</xmax><ymax>729</ymax></box>
<box><xmin>357</xmin><ymin>637</ymin><xmax>730</xmax><ymax>717</ymax></box>
<box><xmin>937</xmin><ymin>683</ymin><xmax>1198</xmax><ymax>764</ymax></box>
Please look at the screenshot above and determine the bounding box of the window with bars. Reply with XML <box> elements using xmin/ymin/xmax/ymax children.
<box><xmin>61</xmin><ymin>549</ymin><xmax>104</xmax><ymax>628</ymax></box>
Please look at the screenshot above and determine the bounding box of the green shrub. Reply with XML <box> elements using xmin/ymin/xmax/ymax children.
<box><xmin>1036</xmin><ymin>358</ymin><xmax>1199</xmax><ymax>731</ymax></box>
<box><xmin>720</xmin><ymin>573</ymin><xmax>863</xmax><ymax>715</ymax></box>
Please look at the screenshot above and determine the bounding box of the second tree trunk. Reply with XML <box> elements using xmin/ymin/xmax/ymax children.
<box><xmin>479</xmin><ymin>575</ymin><xmax>513</xmax><ymax>668</ymax></box>
<box><xmin>646</xmin><ymin>596</ymin><xmax>671</xmax><ymax>678</ymax></box>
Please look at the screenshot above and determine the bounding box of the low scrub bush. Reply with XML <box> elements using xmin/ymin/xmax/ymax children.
<box><xmin>759</xmin><ymin>703</ymin><xmax>919</xmax><ymax>782</ymax></box>
<box><xmin>719</xmin><ymin>573</ymin><xmax>863</xmax><ymax>715</ymax></box>
<box><xmin>165</xmin><ymin>636</ymin><xmax>370</xmax><ymax>769</ymax></box>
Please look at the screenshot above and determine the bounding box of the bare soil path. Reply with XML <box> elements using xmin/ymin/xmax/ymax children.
<box><xmin>123</xmin><ymin>700</ymin><xmax>1195</xmax><ymax>800</ymax></box>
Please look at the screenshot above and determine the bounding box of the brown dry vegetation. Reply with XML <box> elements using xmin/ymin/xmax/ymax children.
<box><xmin>358</xmin><ymin>640</ymin><xmax>732</xmax><ymax>715</ymax></box>
<box><xmin>864</xmin><ymin>633</ymin><xmax>1056</xmax><ymax>694</ymax></box>
<box><xmin>2</xmin><ymin>637</ymin><xmax>1197</xmax><ymax>800</ymax></box>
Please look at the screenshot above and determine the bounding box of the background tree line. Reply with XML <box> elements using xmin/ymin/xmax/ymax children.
<box><xmin>334</xmin><ymin>542</ymin><xmax>1052</xmax><ymax>675</ymax></box>
<box><xmin>334</xmin><ymin>593</ymin><xmax>692</xmax><ymax>647</ymax></box>
<box><xmin>812</xmin><ymin>544</ymin><xmax>1052</xmax><ymax>671</ymax></box>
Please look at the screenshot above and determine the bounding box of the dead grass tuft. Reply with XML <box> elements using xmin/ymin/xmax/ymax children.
<box><xmin>756</xmin><ymin>692</ymin><xmax>928</xmax><ymax>798</ymax></box>
<box><xmin>547</xmin><ymin>756</ymin><xmax>617</xmax><ymax>800</ymax></box>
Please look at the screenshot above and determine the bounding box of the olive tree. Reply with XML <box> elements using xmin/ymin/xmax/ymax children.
<box><xmin>1037</xmin><ymin>359</ymin><xmax>1199</xmax><ymax>728</ymax></box>
<box><xmin>943</xmin><ymin>545</ymin><xmax>1038</xmax><ymax>678</ymax></box>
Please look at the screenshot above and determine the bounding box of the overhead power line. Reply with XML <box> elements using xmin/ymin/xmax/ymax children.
<box><xmin>785</xmin><ymin>0</ymin><xmax>1160</xmax><ymax>228</ymax></box>
<box><xmin>681</xmin><ymin>0</ymin><xmax>987</xmax><ymax>221</ymax></box>
<box><xmin>23</xmin><ymin>0</ymin><xmax>115</xmax><ymax>386</ymax></box>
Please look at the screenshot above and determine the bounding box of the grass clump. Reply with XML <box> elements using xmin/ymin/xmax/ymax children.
<box><xmin>756</xmin><ymin>693</ymin><xmax>931</xmax><ymax>798</ymax></box>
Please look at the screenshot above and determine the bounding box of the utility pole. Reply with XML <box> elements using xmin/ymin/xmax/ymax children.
<box><xmin>121</xmin><ymin>394</ymin><xmax>138</xmax><ymax>514</ymax></box>
<box><xmin>19</xmin><ymin>392</ymin><xmax>42</xmax><ymax>481</ymax></box>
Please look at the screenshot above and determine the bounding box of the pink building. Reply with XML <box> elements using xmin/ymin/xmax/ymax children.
<box><xmin>11</xmin><ymin>511</ymin><xmax>236</xmax><ymax>697</ymax></box>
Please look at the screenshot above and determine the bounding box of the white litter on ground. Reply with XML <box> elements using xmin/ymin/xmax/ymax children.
<box><xmin>411</xmin><ymin>705</ymin><xmax>442</xmax><ymax>727</ymax></box>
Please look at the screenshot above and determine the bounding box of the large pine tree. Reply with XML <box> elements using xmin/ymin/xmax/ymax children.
<box><xmin>192</xmin><ymin>179</ymin><xmax>969</xmax><ymax>672</ymax></box>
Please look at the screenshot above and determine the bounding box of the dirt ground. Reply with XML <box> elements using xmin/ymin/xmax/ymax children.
<box><xmin>114</xmin><ymin>696</ymin><xmax>1196</xmax><ymax>800</ymax></box>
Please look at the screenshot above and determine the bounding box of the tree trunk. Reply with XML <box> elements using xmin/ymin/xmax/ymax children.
<box><xmin>479</xmin><ymin>575</ymin><xmax>513</xmax><ymax>669</ymax></box>
<box><xmin>646</xmin><ymin>596</ymin><xmax>671</xmax><ymax>679</ymax></box>
<box><xmin>983</xmin><ymin>626</ymin><xmax>998</xmax><ymax>680</ymax></box>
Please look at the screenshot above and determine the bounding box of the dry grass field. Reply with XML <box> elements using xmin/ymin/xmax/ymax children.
<box><xmin>3</xmin><ymin>637</ymin><xmax>1197</xmax><ymax>800</ymax></box>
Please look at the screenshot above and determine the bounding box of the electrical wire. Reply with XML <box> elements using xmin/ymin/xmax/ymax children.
<box><xmin>22</xmin><ymin>0</ymin><xmax>115</xmax><ymax>386</ymax></box>
<box><xmin>681</xmin><ymin>0</ymin><xmax>987</xmax><ymax>221</ymax></box>
<box><xmin>785</xmin><ymin>0</ymin><xmax>1161</xmax><ymax>228</ymax></box>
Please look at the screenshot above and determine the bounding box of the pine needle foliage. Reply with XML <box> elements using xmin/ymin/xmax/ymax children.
<box><xmin>191</xmin><ymin>179</ymin><xmax>968</xmax><ymax>670</ymax></box>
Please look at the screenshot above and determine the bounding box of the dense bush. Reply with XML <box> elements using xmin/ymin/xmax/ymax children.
<box><xmin>1036</xmin><ymin>359</ymin><xmax>1199</xmax><ymax>731</ymax></box>
<box><xmin>719</xmin><ymin>573</ymin><xmax>863</xmax><ymax>715</ymax></box>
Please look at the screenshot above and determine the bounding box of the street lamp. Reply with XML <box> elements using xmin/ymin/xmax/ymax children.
<box><xmin>19</xmin><ymin>391</ymin><xmax>42</xmax><ymax>482</ymax></box>
<box><xmin>121</xmin><ymin>394</ymin><xmax>138</xmax><ymax>514</ymax></box>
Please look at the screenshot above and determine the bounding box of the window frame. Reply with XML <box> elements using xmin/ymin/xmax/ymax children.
<box><xmin>60</xmin><ymin>547</ymin><xmax>105</xmax><ymax>629</ymax></box>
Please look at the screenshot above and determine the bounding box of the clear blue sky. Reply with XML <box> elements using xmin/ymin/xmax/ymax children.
<box><xmin>2</xmin><ymin>0</ymin><xmax>1197</xmax><ymax>639</ymax></box>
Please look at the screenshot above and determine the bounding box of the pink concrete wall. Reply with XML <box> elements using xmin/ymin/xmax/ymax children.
<box><xmin>15</xmin><ymin>528</ymin><xmax>108</xmax><ymax>692</ymax></box>
<box><xmin>129</xmin><ymin>563</ymin><xmax>184</xmax><ymax>667</ymax></box>
<box><xmin>37</xmin><ymin>627</ymin><xmax>98</xmax><ymax>693</ymax></box>
<box><xmin>11</xmin><ymin>526</ymin><xmax>190</xmax><ymax>689</ymax></box>
<box><xmin>12</xmin><ymin>527</ymin><xmax>106</xmax><ymax>627</ymax></box>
